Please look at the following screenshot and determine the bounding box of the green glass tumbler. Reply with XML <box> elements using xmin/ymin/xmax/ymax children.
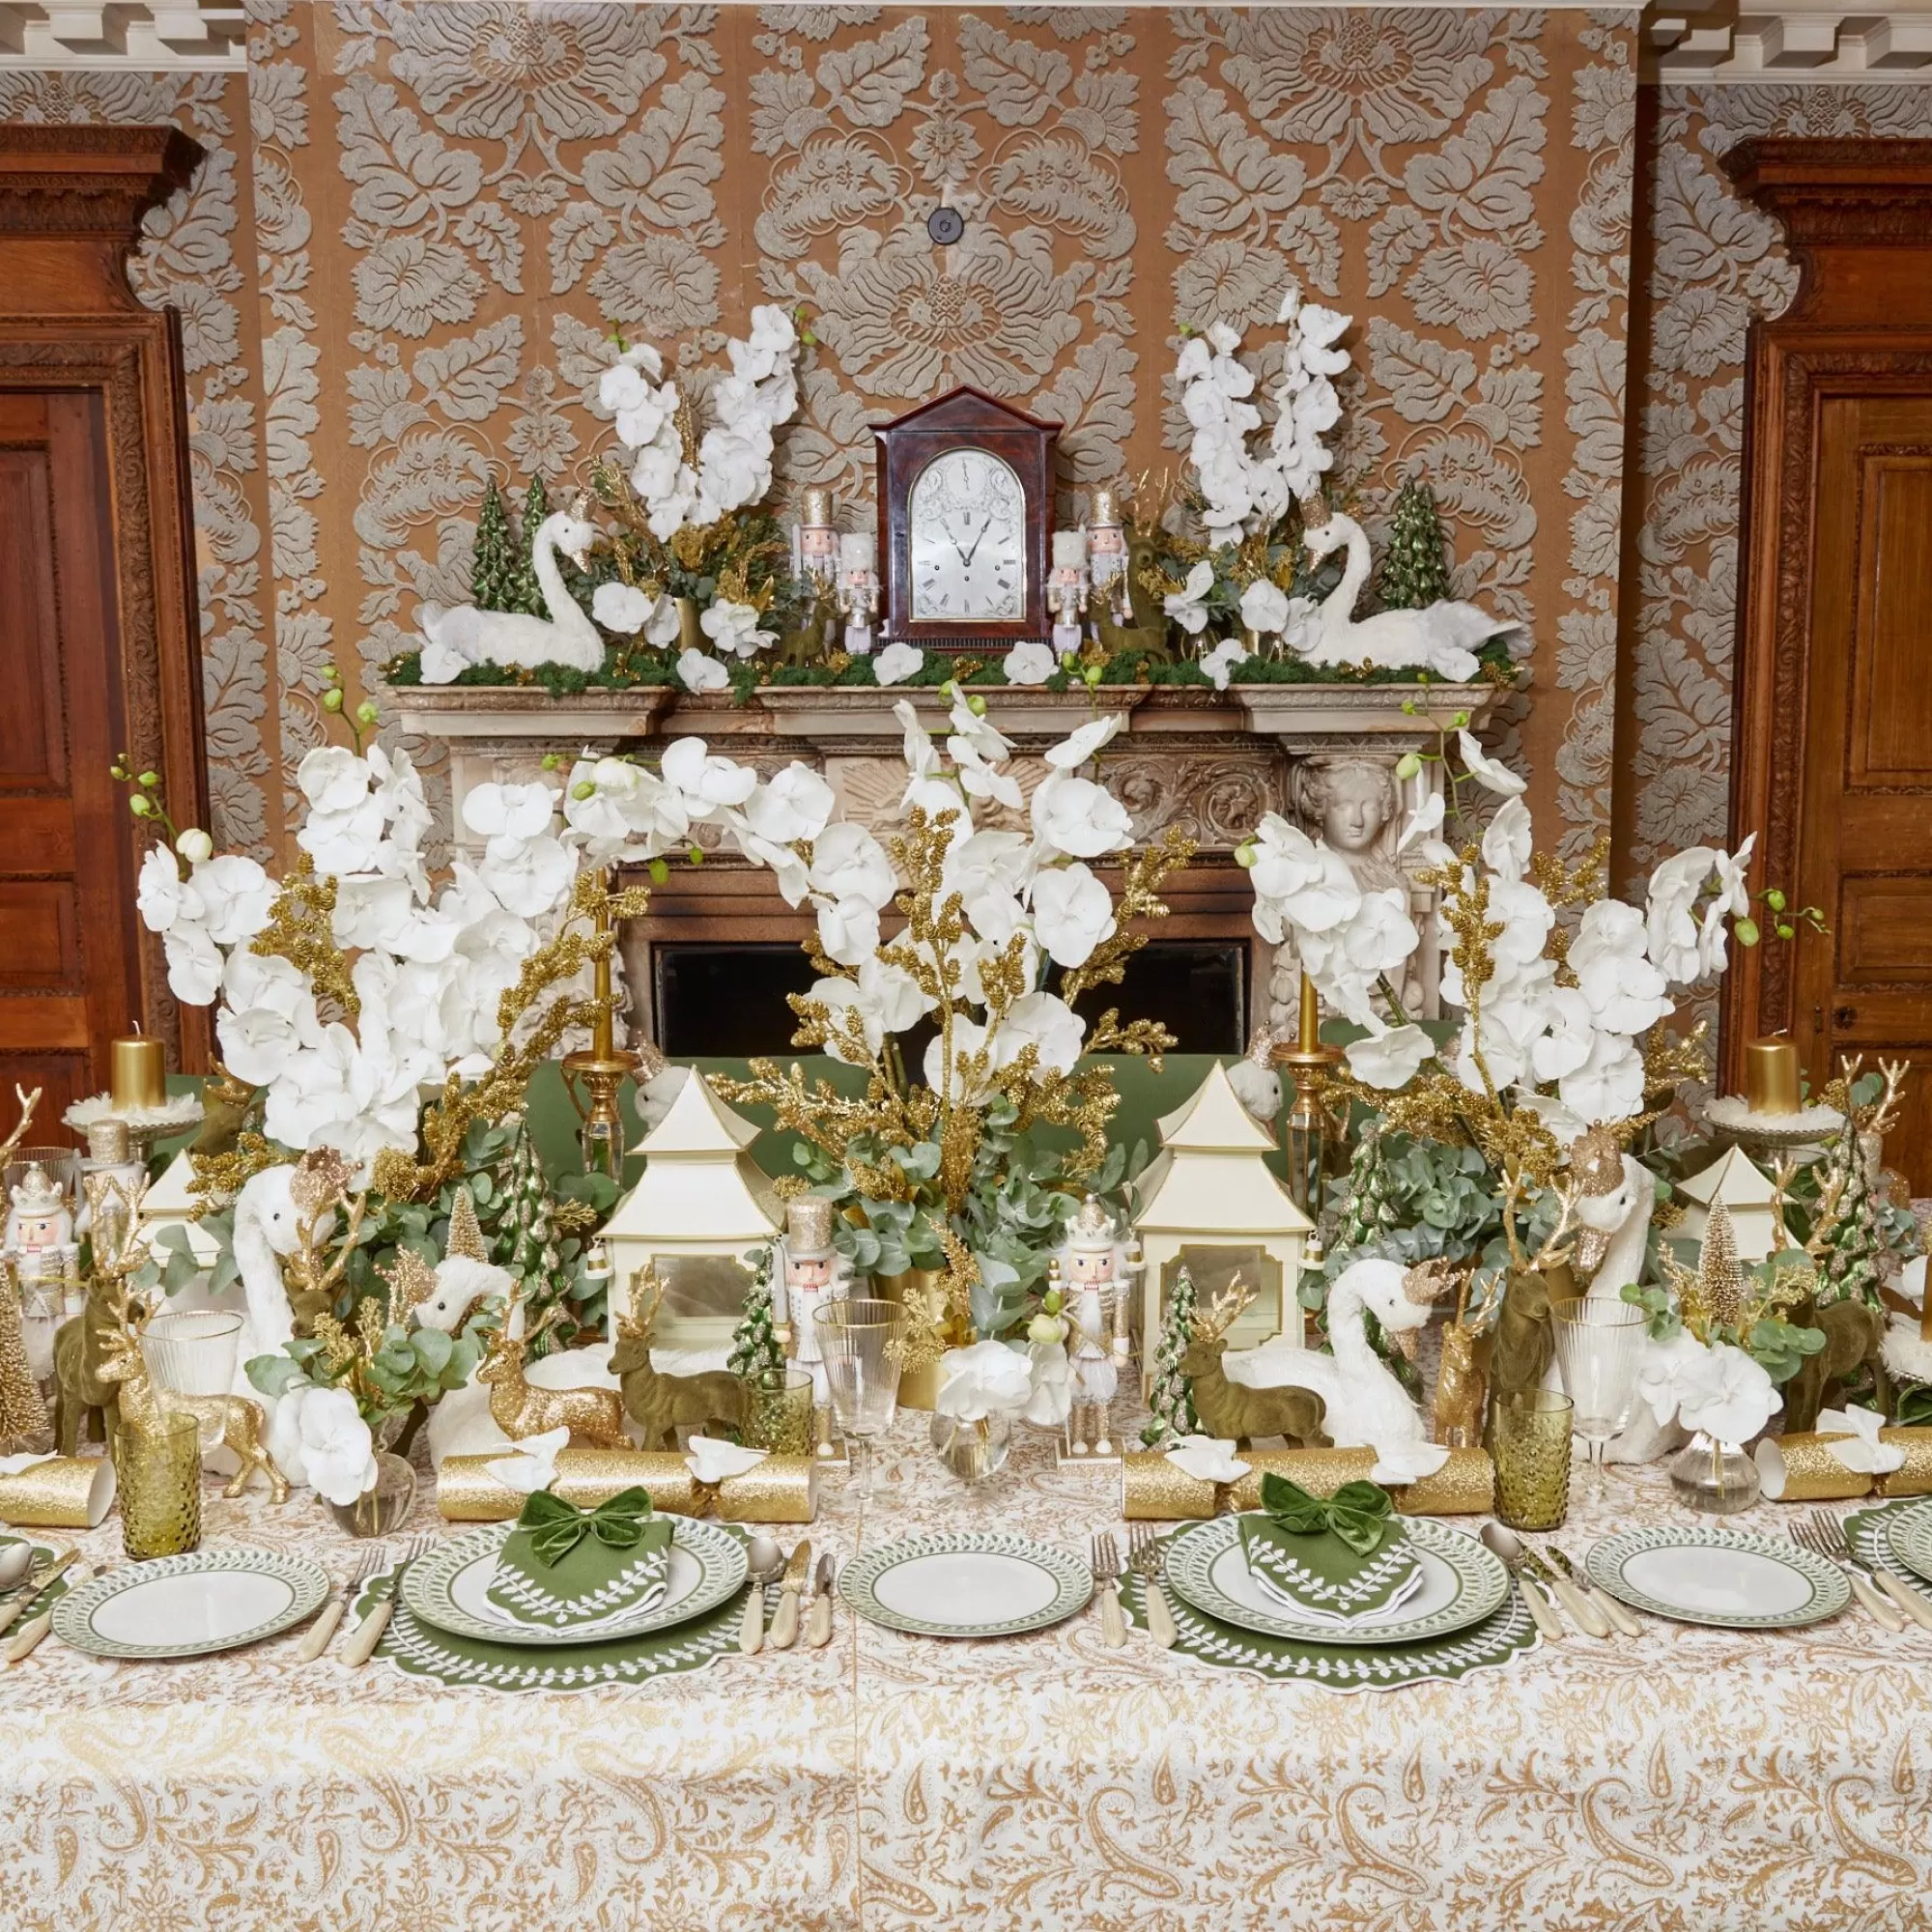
<box><xmin>113</xmin><ymin>1409</ymin><xmax>203</xmax><ymax>1560</ymax></box>
<box><xmin>1492</xmin><ymin>1388</ymin><xmax>1574</xmax><ymax>1533</ymax></box>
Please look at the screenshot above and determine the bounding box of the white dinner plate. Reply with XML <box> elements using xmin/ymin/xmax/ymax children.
<box><xmin>52</xmin><ymin>1548</ymin><xmax>330</xmax><ymax>1660</ymax></box>
<box><xmin>1585</xmin><ymin>1525</ymin><xmax>1850</xmax><ymax>1628</ymax></box>
<box><xmin>1165</xmin><ymin>1515</ymin><xmax>1507</xmax><ymax>1646</ymax></box>
<box><xmin>403</xmin><ymin>1518</ymin><xmax>747</xmax><ymax>1647</ymax></box>
<box><xmin>840</xmin><ymin>1532</ymin><xmax>1093</xmax><ymax>1637</ymax></box>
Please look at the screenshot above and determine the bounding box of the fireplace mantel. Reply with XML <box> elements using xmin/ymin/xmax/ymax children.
<box><xmin>399</xmin><ymin>679</ymin><xmax>1502</xmax><ymax>1039</ymax></box>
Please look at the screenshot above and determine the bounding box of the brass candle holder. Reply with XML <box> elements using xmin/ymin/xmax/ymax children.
<box><xmin>1271</xmin><ymin>974</ymin><xmax>1345</xmax><ymax>1217</ymax></box>
<box><xmin>560</xmin><ymin>873</ymin><xmax>640</xmax><ymax>1181</ymax></box>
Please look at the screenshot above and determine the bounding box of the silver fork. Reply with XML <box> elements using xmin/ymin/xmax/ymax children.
<box><xmin>1091</xmin><ymin>1532</ymin><xmax>1125</xmax><ymax>1649</ymax></box>
<box><xmin>340</xmin><ymin>1533</ymin><xmax>435</xmax><ymax>1667</ymax></box>
<box><xmin>1807</xmin><ymin>1511</ymin><xmax>1932</xmax><ymax>1632</ymax></box>
<box><xmin>298</xmin><ymin>1546</ymin><xmax>384</xmax><ymax>1663</ymax></box>
<box><xmin>1127</xmin><ymin>1524</ymin><xmax>1176</xmax><ymax>1649</ymax></box>
<box><xmin>1790</xmin><ymin>1519</ymin><xmax>1905</xmax><ymax>1632</ymax></box>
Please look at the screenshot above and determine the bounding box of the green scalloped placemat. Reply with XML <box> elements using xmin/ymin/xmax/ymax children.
<box><xmin>354</xmin><ymin>1523</ymin><xmax>764</xmax><ymax>1693</ymax></box>
<box><xmin>1847</xmin><ymin>1498</ymin><xmax>1932</xmax><ymax>1580</ymax></box>
<box><xmin>1120</xmin><ymin>1534</ymin><xmax>1539</xmax><ymax>1692</ymax></box>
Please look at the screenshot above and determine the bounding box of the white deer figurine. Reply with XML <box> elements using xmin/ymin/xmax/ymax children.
<box><xmin>1218</xmin><ymin>1258</ymin><xmax>1461</xmax><ymax>1484</ymax></box>
<box><xmin>1296</xmin><ymin>505</ymin><xmax>1519</xmax><ymax>682</ymax></box>
<box><xmin>417</xmin><ymin>505</ymin><xmax>604</xmax><ymax>682</ymax></box>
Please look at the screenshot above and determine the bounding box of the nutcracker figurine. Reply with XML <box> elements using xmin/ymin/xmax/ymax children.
<box><xmin>837</xmin><ymin>532</ymin><xmax>878</xmax><ymax>657</ymax></box>
<box><xmin>1047</xmin><ymin>529</ymin><xmax>1090</xmax><ymax>657</ymax></box>
<box><xmin>1087</xmin><ymin>488</ymin><xmax>1133</xmax><ymax>625</ymax></box>
<box><xmin>4</xmin><ymin>1164</ymin><xmax>77</xmax><ymax>1378</ymax></box>
<box><xmin>1058</xmin><ymin>1194</ymin><xmax>1136</xmax><ymax>1459</ymax></box>
<box><xmin>781</xmin><ymin>1195</ymin><xmax>850</xmax><ymax>1458</ymax></box>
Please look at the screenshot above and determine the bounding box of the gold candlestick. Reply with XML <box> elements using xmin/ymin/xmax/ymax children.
<box><xmin>109</xmin><ymin>1036</ymin><xmax>166</xmax><ymax>1111</ymax></box>
<box><xmin>1743</xmin><ymin>1036</ymin><xmax>1801</xmax><ymax>1116</ymax></box>
<box><xmin>561</xmin><ymin>870</ymin><xmax>639</xmax><ymax>1180</ymax></box>
<box><xmin>1271</xmin><ymin>974</ymin><xmax>1344</xmax><ymax>1215</ymax></box>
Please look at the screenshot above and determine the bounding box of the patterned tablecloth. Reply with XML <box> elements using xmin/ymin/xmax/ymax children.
<box><xmin>5</xmin><ymin>1412</ymin><xmax>1931</xmax><ymax>1932</ymax></box>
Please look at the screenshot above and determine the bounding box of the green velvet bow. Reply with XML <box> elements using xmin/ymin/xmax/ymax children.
<box><xmin>516</xmin><ymin>1486</ymin><xmax>655</xmax><ymax>1568</ymax></box>
<box><xmin>1259</xmin><ymin>1472</ymin><xmax>1394</xmax><ymax>1556</ymax></box>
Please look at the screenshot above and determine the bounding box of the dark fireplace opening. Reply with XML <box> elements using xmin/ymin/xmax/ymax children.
<box><xmin>651</xmin><ymin>940</ymin><xmax>1247</xmax><ymax>1059</ymax></box>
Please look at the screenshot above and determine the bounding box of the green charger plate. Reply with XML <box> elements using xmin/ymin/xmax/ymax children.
<box><xmin>355</xmin><ymin>1524</ymin><xmax>762</xmax><ymax>1692</ymax></box>
<box><xmin>1122</xmin><ymin>1536</ymin><xmax>1538</xmax><ymax>1691</ymax></box>
<box><xmin>1879</xmin><ymin>1496</ymin><xmax>1932</xmax><ymax>1586</ymax></box>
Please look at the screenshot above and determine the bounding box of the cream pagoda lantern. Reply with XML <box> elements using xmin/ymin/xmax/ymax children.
<box><xmin>1676</xmin><ymin>1145</ymin><xmax>1780</xmax><ymax>1264</ymax></box>
<box><xmin>602</xmin><ymin>1072</ymin><xmax>783</xmax><ymax>1352</ymax></box>
<box><xmin>135</xmin><ymin>1149</ymin><xmax>221</xmax><ymax>1272</ymax></box>
<box><xmin>1131</xmin><ymin>1060</ymin><xmax>1313</xmax><ymax>1386</ymax></box>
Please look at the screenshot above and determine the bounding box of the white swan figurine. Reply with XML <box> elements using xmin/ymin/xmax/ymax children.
<box><xmin>1298</xmin><ymin>508</ymin><xmax>1519</xmax><ymax>682</ymax></box>
<box><xmin>230</xmin><ymin>1164</ymin><xmax>313</xmax><ymax>1382</ymax></box>
<box><xmin>1219</xmin><ymin>1257</ymin><xmax>1453</xmax><ymax>1485</ymax></box>
<box><xmin>417</xmin><ymin>507</ymin><xmax>604</xmax><ymax>682</ymax></box>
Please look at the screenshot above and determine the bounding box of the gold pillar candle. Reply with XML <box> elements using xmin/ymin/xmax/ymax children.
<box><xmin>1753</xmin><ymin>1433</ymin><xmax>1875</xmax><ymax>1502</ymax></box>
<box><xmin>438</xmin><ymin>1447</ymin><xmax>815</xmax><ymax>1523</ymax></box>
<box><xmin>109</xmin><ymin>1037</ymin><xmax>167</xmax><ymax>1111</ymax></box>
<box><xmin>0</xmin><ymin>1454</ymin><xmax>116</xmax><ymax>1527</ymax></box>
<box><xmin>1743</xmin><ymin>1036</ymin><xmax>1801</xmax><ymax>1117</ymax></box>
<box><xmin>1122</xmin><ymin>1445</ymin><xmax>1494</xmax><ymax>1520</ymax></box>
<box><xmin>1874</xmin><ymin>1428</ymin><xmax>1932</xmax><ymax>1498</ymax></box>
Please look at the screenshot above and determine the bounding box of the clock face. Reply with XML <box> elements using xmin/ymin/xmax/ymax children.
<box><xmin>907</xmin><ymin>447</ymin><xmax>1027</xmax><ymax>624</ymax></box>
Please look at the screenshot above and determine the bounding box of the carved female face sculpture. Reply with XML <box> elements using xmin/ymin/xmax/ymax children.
<box><xmin>1301</xmin><ymin>758</ymin><xmax>1396</xmax><ymax>857</ymax></box>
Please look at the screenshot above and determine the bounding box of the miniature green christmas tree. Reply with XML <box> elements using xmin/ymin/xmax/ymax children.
<box><xmin>0</xmin><ymin>1261</ymin><xmax>48</xmax><ymax>1449</ymax></box>
<box><xmin>469</xmin><ymin>476</ymin><xmax>516</xmax><ymax>612</ymax></box>
<box><xmin>501</xmin><ymin>1126</ymin><xmax>573</xmax><ymax>1353</ymax></box>
<box><xmin>504</xmin><ymin>474</ymin><xmax>552</xmax><ymax>618</ymax></box>
<box><xmin>1140</xmin><ymin>1264</ymin><xmax>1200</xmax><ymax>1447</ymax></box>
<box><xmin>727</xmin><ymin>1244</ymin><xmax>786</xmax><ymax>1389</ymax></box>
<box><xmin>1334</xmin><ymin>1124</ymin><xmax>1400</xmax><ymax>1257</ymax></box>
<box><xmin>1373</xmin><ymin>477</ymin><xmax>1453</xmax><ymax>611</ymax></box>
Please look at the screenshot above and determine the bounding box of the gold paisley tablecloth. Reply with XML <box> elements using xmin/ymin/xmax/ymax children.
<box><xmin>5</xmin><ymin>1415</ymin><xmax>1931</xmax><ymax>1931</ymax></box>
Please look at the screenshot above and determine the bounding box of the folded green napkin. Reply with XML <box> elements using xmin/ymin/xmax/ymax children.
<box><xmin>1237</xmin><ymin>1474</ymin><xmax>1420</xmax><ymax>1618</ymax></box>
<box><xmin>485</xmin><ymin>1487</ymin><xmax>674</xmax><ymax>1631</ymax></box>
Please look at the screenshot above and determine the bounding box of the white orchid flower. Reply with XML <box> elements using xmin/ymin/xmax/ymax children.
<box><xmin>1239</xmin><ymin>578</ymin><xmax>1291</xmax><ymax>638</ymax></box>
<box><xmin>676</xmin><ymin>646</ymin><xmax>728</xmax><ymax>694</ymax></box>
<box><xmin>815</xmin><ymin>895</ymin><xmax>881</xmax><ymax>968</ymax></box>
<box><xmin>463</xmin><ymin>781</ymin><xmax>556</xmax><ymax>842</ymax></box>
<box><xmin>591</xmin><ymin>582</ymin><xmax>655</xmax><ymax>634</ymax></box>
<box><xmin>1201</xmin><ymin>638</ymin><xmax>1248</xmax><ymax>691</ymax></box>
<box><xmin>1045</xmin><ymin>713</ymin><xmax>1126</xmax><ymax>772</ymax></box>
<box><xmin>744</xmin><ymin>764</ymin><xmax>836</xmax><ymax>846</ymax></box>
<box><xmin>1555</xmin><ymin>1030</ymin><xmax>1647</xmax><ymax>1126</ymax></box>
<box><xmin>1395</xmin><ymin>791</ymin><xmax>1445</xmax><ymax>856</ymax></box>
<box><xmin>1031</xmin><ymin>771</ymin><xmax>1133</xmax><ymax>860</ymax></box>
<box><xmin>1003</xmin><ymin>639</ymin><xmax>1057</xmax><ymax>687</ymax></box>
<box><xmin>1163</xmin><ymin>559</ymin><xmax>1215</xmax><ymax>634</ymax></box>
<box><xmin>699</xmin><ymin>598</ymin><xmax>775</xmax><ymax>660</ymax></box>
<box><xmin>935</xmin><ymin>1339</ymin><xmax>1035</xmax><ymax>1422</ymax></box>
<box><xmin>661</xmin><ymin>736</ymin><xmax>757</xmax><ymax>813</ymax></box>
<box><xmin>1645</xmin><ymin>846</ymin><xmax>1717</xmax><ymax>984</ymax></box>
<box><xmin>136</xmin><ymin>845</ymin><xmax>200</xmax><ymax>934</ymax></box>
<box><xmin>1344</xmin><ymin>1020</ymin><xmax>1435</xmax><ymax>1090</ymax></box>
<box><xmin>1455</xmin><ymin>729</ymin><xmax>1527</xmax><ymax>797</ymax></box>
<box><xmin>162</xmin><ymin>923</ymin><xmax>222</xmax><ymax>1006</ymax></box>
<box><xmin>924</xmin><ymin>1015</ymin><xmax>993</xmax><ymax>1103</ymax></box>
<box><xmin>810</xmin><ymin>823</ymin><xmax>896</xmax><ymax>910</ymax></box>
<box><xmin>1031</xmin><ymin>863</ymin><xmax>1117</xmax><ymax>969</ymax></box>
<box><xmin>947</xmin><ymin>691</ymin><xmax>1015</xmax><ymax>767</ymax></box>
<box><xmin>298</xmin><ymin>745</ymin><xmax>371</xmax><ymax>816</ymax></box>
<box><xmin>1480</xmin><ymin>797</ymin><xmax>1533</xmax><ymax>883</ymax></box>
<box><xmin>994</xmin><ymin>990</ymin><xmax>1086</xmax><ymax>1078</ymax></box>
<box><xmin>1674</xmin><ymin>1342</ymin><xmax>1777</xmax><ymax>1445</ymax></box>
<box><xmin>1636</xmin><ymin>1328</ymin><xmax>1712</xmax><ymax>1429</ymax></box>
<box><xmin>298</xmin><ymin>1385</ymin><xmax>378</xmax><ymax>1507</ymax></box>
<box><xmin>873</xmin><ymin>641</ymin><xmax>924</xmax><ymax>687</ymax></box>
<box><xmin>479</xmin><ymin>833</ymin><xmax>574</xmax><ymax>919</ymax></box>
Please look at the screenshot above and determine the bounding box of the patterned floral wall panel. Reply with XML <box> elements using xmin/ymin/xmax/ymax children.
<box><xmin>0</xmin><ymin>69</ymin><xmax>280</xmax><ymax>862</ymax></box>
<box><xmin>1625</xmin><ymin>83</ymin><xmax>1932</xmax><ymax>895</ymax></box>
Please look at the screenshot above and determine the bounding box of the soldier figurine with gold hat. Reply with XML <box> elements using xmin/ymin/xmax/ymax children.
<box><xmin>781</xmin><ymin>1195</ymin><xmax>850</xmax><ymax>1458</ymax></box>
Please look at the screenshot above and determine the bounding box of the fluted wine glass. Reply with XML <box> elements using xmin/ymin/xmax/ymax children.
<box><xmin>1549</xmin><ymin>1296</ymin><xmax>1647</xmax><ymax>1503</ymax></box>
<box><xmin>813</xmin><ymin>1298</ymin><xmax>908</xmax><ymax>1502</ymax></box>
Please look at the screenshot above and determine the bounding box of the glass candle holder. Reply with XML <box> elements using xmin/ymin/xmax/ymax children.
<box><xmin>113</xmin><ymin>1410</ymin><xmax>203</xmax><ymax>1560</ymax></box>
<box><xmin>741</xmin><ymin>1368</ymin><xmax>814</xmax><ymax>1455</ymax></box>
<box><xmin>1492</xmin><ymin>1388</ymin><xmax>1574</xmax><ymax>1532</ymax></box>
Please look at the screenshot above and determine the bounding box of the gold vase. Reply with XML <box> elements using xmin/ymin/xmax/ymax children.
<box><xmin>675</xmin><ymin>596</ymin><xmax>704</xmax><ymax>654</ymax></box>
<box><xmin>870</xmin><ymin>1267</ymin><xmax>943</xmax><ymax>1410</ymax></box>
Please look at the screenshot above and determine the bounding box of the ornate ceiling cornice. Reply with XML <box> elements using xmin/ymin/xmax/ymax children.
<box><xmin>1649</xmin><ymin>0</ymin><xmax>1932</xmax><ymax>84</ymax></box>
<box><xmin>0</xmin><ymin>124</ymin><xmax>204</xmax><ymax>240</ymax></box>
<box><xmin>0</xmin><ymin>3</ymin><xmax>243</xmax><ymax>71</ymax></box>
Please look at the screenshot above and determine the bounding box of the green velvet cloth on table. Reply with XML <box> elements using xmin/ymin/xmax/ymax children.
<box><xmin>484</xmin><ymin>1488</ymin><xmax>674</xmax><ymax>1631</ymax></box>
<box><xmin>1237</xmin><ymin>1474</ymin><xmax>1420</xmax><ymax>1617</ymax></box>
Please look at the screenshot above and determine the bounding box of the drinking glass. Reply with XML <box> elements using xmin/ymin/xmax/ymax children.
<box><xmin>139</xmin><ymin>1311</ymin><xmax>243</xmax><ymax>1453</ymax></box>
<box><xmin>1492</xmin><ymin>1389</ymin><xmax>1575</xmax><ymax>1532</ymax></box>
<box><xmin>813</xmin><ymin>1298</ymin><xmax>908</xmax><ymax>1501</ymax></box>
<box><xmin>112</xmin><ymin>1409</ymin><xmax>203</xmax><ymax>1559</ymax></box>
<box><xmin>1549</xmin><ymin>1297</ymin><xmax>1646</xmax><ymax>1502</ymax></box>
<box><xmin>740</xmin><ymin>1366</ymin><xmax>815</xmax><ymax>1455</ymax></box>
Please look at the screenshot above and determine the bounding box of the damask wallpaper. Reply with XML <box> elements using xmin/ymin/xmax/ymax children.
<box><xmin>7</xmin><ymin>8</ymin><xmax>1658</xmax><ymax>869</ymax></box>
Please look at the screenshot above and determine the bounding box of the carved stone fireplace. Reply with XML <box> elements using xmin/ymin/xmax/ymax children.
<box><xmin>399</xmin><ymin>681</ymin><xmax>1498</xmax><ymax>1057</ymax></box>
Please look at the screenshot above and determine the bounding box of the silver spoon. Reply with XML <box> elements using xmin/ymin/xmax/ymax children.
<box><xmin>0</xmin><ymin>1544</ymin><xmax>31</xmax><ymax>1592</ymax></box>
<box><xmin>1480</xmin><ymin>1521</ymin><xmax>1569</xmax><ymax>1641</ymax></box>
<box><xmin>739</xmin><ymin>1535</ymin><xmax>785</xmax><ymax>1656</ymax></box>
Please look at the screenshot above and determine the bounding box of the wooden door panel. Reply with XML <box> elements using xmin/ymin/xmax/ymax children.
<box><xmin>1850</xmin><ymin>453</ymin><xmax>1932</xmax><ymax>784</ymax></box>
<box><xmin>1836</xmin><ymin>877</ymin><xmax>1932</xmax><ymax>987</ymax></box>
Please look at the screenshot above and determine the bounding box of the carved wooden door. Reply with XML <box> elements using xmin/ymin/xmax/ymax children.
<box><xmin>1726</xmin><ymin>141</ymin><xmax>1932</xmax><ymax>1187</ymax></box>
<box><xmin>0</xmin><ymin>127</ymin><xmax>212</xmax><ymax>1128</ymax></box>
<box><xmin>0</xmin><ymin>389</ymin><xmax>140</xmax><ymax>1125</ymax></box>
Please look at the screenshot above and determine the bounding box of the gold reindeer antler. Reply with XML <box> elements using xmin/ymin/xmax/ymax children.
<box><xmin>1192</xmin><ymin>1276</ymin><xmax>1256</xmax><ymax>1345</ymax></box>
<box><xmin>0</xmin><ymin>1085</ymin><xmax>41</xmax><ymax>1173</ymax></box>
<box><xmin>622</xmin><ymin>1266</ymin><xmax>668</xmax><ymax>1343</ymax></box>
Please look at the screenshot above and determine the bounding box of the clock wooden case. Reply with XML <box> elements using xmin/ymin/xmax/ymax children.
<box><xmin>874</xmin><ymin>386</ymin><xmax>1060</xmax><ymax>651</ymax></box>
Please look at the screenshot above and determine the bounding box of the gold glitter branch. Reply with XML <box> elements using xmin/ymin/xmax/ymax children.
<box><xmin>250</xmin><ymin>855</ymin><xmax>357</xmax><ymax>1022</ymax></box>
<box><xmin>1058</xmin><ymin>827</ymin><xmax>1195</xmax><ymax>1009</ymax></box>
